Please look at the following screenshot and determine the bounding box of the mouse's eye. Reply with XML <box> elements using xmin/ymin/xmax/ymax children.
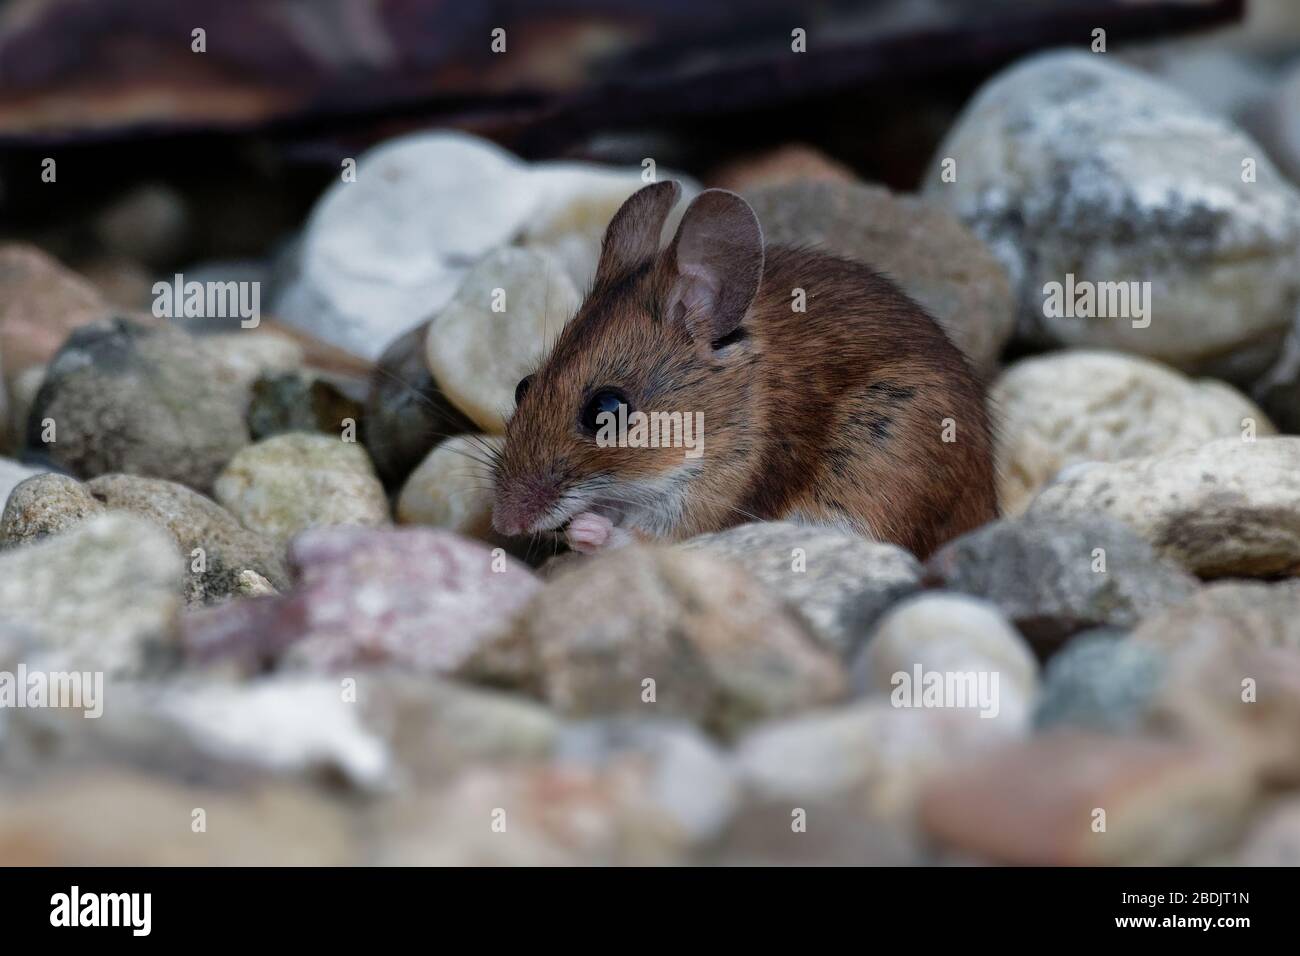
<box><xmin>514</xmin><ymin>375</ymin><xmax>534</xmax><ymax>406</ymax></box>
<box><xmin>580</xmin><ymin>388</ymin><xmax>631</xmax><ymax>433</ymax></box>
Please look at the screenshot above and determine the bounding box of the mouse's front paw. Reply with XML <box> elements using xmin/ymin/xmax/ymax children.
<box><xmin>566</xmin><ymin>512</ymin><xmax>634</xmax><ymax>554</ymax></box>
<box><xmin>566</xmin><ymin>512</ymin><xmax>613</xmax><ymax>553</ymax></box>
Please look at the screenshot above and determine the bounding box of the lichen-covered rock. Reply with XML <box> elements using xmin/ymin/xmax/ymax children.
<box><xmin>678</xmin><ymin>520</ymin><xmax>922</xmax><ymax>657</ymax></box>
<box><xmin>213</xmin><ymin>432</ymin><xmax>389</xmax><ymax>545</ymax></box>
<box><xmin>27</xmin><ymin>317</ymin><xmax>250</xmax><ymax>492</ymax></box>
<box><xmin>993</xmin><ymin>350</ymin><xmax>1274</xmax><ymax>515</ymax></box>
<box><xmin>746</xmin><ymin>181</ymin><xmax>1014</xmax><ymax>375</ymax></box>
<box><xmin>461</xmin><ymin>545</ymin><xmax>847</xmax><ymax>737</ymax></box>
<box><xmin>1026</xmin><ymin>436</ymin><xmax>1300</xmax><ymax>578</ymax></box>
<box><xmin>923</xmin><ymin>51</ymin><xmax>1300</xmax><ymax>374</ymax></box>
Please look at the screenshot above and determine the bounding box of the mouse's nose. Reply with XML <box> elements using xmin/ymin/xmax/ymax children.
<box><xmin>491</xmin><ymin>504</ymin><xmax>526</xmax><ymax>537</ymax></box>
<box><xmin>492</xmin><ymin>479</ymin><xmax>558</xmax><ymax>536</ymax></box>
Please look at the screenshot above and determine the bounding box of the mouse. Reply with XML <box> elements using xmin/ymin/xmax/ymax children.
<box><xmin>491</xmin><ymin>180</ymin><xmax>997</xmax><ymax>559</ymax></box>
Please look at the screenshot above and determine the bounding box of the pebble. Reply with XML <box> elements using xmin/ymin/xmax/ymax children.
<box><xmin>1231</xmin><ymin>798</ymin><xmax>1300</xmax><ymax>866</ymax></box>
<box><xmin>709</xmin><ymin>143</ymin><xmax>858</xmax><ymax>192</ymax></box>
<box><xmin>732</xmin><ymin>697</ymin><xmax>1019</xmax><ymax>832</ymax></box>
<box><xmin>396</xmin><ymin>434</ymin><xmax>502</xmax><ymax>541</ymax></box>
<box><xmin>1</xmin><ymin>473</ymin><xmax>103</xmax><ymax>547</ymax></box>
<box><xmin>234</xmin><ymin>569</ymin><xmax>277</xmax><ymax>597</ymax></box>
<box><xmin>5</xmin><ymin>670</ymin><xmax>556</xmax><ymax>794</ymax></box>
<box><xmin>2</xmin><ymin>471</ymin><xmax>281</xmax><ymax>607</ymax></box>
<box><xmin>247</xmin><ymin>370</ymin><xmax>366</xmax><ymax>442</ymax></box>
<box><xmin>992</xmin><ymin>350</ymin><xmax>1274</xmax><ymax>515</ymax></box>
<box><xmin>271</xmin><ymin>131</ymin><xmax>536</xmax><ymax>360</ymax></box>
<box><xmin>1133</xmin><ymin>578</ymin><xmax>1300</xmax><ymax>653</ymax></box>
<box><xmin>6</xmin><ymin>364</ymin><xmax>44</xmax><ymax>449</ymax></box>
<box><xmin>0</xmin><ymin>457</ymin><xmax>40</xmax><ymax>513</ymax></box>
<box><xmin>181</xmin><ymin>526</ymin><xmax>540</xmax><ymax>678</ymax></box>
<box><xmin>923</xmin><ymin>51</ymin><xmax>1300</xmax><ymax>375</ymax></box>
<box><xmin>918</xmin><ymin>730</ymin><xmax>1257</xmax><ymax>865</ymax></box>
<box><xmin>1253</xmin><ymin>325</ymin><xmax>1300</xmax><ymax>434</ymax></box>
<box><xmin>362</xmin><ymin>320</ymin><xmax>474</xmax><ymax>489</ymax></box>
<box><xmin>271</xmin><ymin>132</ymin><xmax>684</xmax><ymax>362</ymax></box>
<box><xmin>745</xmin><ymin>181</ymin><xmax>1014</xmax><ymax>376</ymax></box>
<box><xmin>0</xmin><ymin>243</ymin><xmax>111</xmax><ymax>380</ymax></box>
<box><xmin>712</xmin><ymin>794</ymin><xmax>923</xmax><ymax>866</ymax></box>
<box><xmin>356</xmin><ymin>672</ymin><xmax>559</xmax><ymax>786</ymax></box>
<box><xmin>28</xmin><ymin>317</ymin><xmax>250</xmax><ymax>493</ymax></box>
<box><xmin>200</xmin><ymin>330</ymin><xmax>305</xmax><ymax>394</ymax></box>
<box><xmin>1034</xmin><ymin>631</ymin><xmax>1167</xmax><ymax>734</ymax></box>
<box><xmin>213</xmin><ymin>432</ymin><xmax>389</xmax><ymax>546</ymax></box>
<box><xmin>91</xmin><ymin>183</ymin><xmax>191</xmax><ymax>267</ymax></box>
<box><xmin>82</xmin><ymin>473</ymin><xmax>289</xmax><ymax>605</ymax></box>
<box><xmin>554</xmin><ymin>719</ymin><xmax>739</xmax><ymax>845</ymax></box>
<box><xmin>460</xmin><ymin>545</ymin><xmax>847</xmax><ymax>737</ymax></box>
<box><xmin>520</xmin><ymin>161</ymin><xmax>683</xmax><ymax>293</ymax></box>
<box><xmin>1026</xmin><ymin>436</ymin><xmax>1300</xmax><ymax>578</ymax></box>
<box><xmin>678</xmin><ymin>520</ymin><xmax>922</xmax><ymax>657</ymax></box>
<box><xmin>1123</xmin><ymin>47</ymin><xmax>1276</xmax><ymax>133</ymax></box>
<box><xmin>852</xmin><ymin>593</ymin><xmax>1037</xmax><ymax>729</ymax></box>
<box><xmin>1144</xmin><ymin>636</ymin><xmax>1300</xmax><ymax>787</ymax></box>
<box><xmin>425</xmin><ymin>246</ymin><xmax>580</xmax><ymax>433</ymax></box>
<box><xmin>0</xmin><ymin>769</ymin><xmax>353</xmax><ymax>865</ymax></box>
<box><xmin>372</xmin><ymin>719</ymin><xmax>730</xmax><ymax>866</ymax></box>
<box><xmin>78</xmin><ymin>255</ymin><xmax>154</xmax><ymax>311</ymax></box>
<box><xmin>924</xmin><ymin>514</ymin><xmax>1197</xmax><ymax>653</ymax></box>
<box><xmin>1265</xmin><ymin>58</ymin><xmax>1300</xmax><ymax>185</ymax></box>
<box><xmin>0</xmin><ymin>513</ymin><xmax>182</xmax><ymax>676</ymax></box>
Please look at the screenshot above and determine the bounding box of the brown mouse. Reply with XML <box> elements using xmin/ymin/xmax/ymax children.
<box><xmin>491</xmin><ymin>180</ymin><xmax>997</xmax><ymax>558</ymax></box>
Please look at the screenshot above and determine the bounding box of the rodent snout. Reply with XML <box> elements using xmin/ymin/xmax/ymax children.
<box><xmin>491</xmin><ymin>474</ymin><xmax>560</xmax><ymax>536</ymax></box>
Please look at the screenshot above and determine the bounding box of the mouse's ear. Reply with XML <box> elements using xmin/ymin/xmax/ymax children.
<box><xmin>595</xmin><ymin>180</ymin><xmax>682</xmax><ymax>282</ymax></box>
<box><xmin>663</xmin><ymin>189</ymin><xmax>764</xmax><ymax>345</ymax></box>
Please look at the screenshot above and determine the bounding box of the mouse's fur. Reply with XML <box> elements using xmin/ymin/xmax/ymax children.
<box><xmin>492</xmin><ymin>181</ymin><xmax>997</xmax><ymax>558</ymax></box>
